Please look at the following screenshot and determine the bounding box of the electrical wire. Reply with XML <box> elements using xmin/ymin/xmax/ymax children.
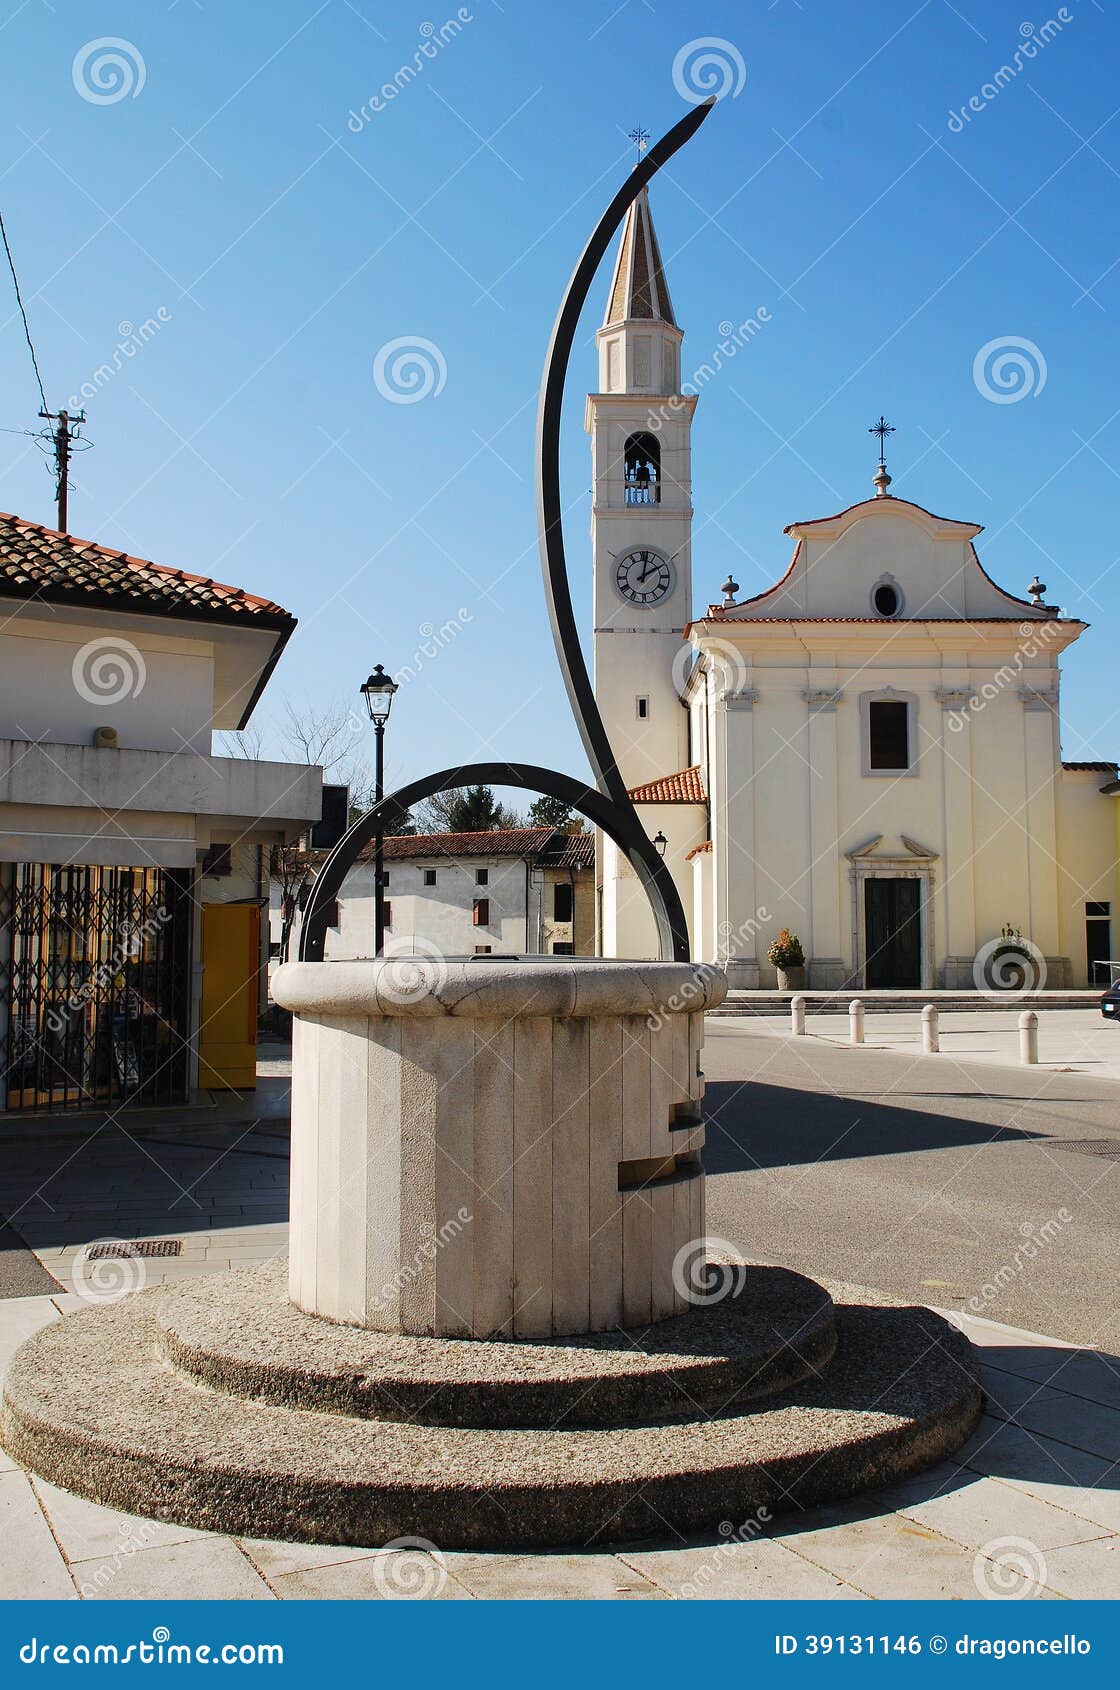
<box><xmin>0</xmin><ymin>206</ymin><xmax>49</xmax><ymax>413</ymax></box>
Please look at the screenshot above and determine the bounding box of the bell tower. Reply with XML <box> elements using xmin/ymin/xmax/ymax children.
<box><xmin>586</xmin><ymin>186</ymin><xmax>696</xmax><ymax>791</ymax></box>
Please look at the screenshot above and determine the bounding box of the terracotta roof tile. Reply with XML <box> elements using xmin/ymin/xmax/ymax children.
<box><xmin>1062</xmin><ymin>761</ymin><xmax>1117</xmax><ymax>772</ymax></box>
<box><xmin>684</xmin><ymin>838</ymin><xmax>712</xmax><ymax>860</ymax></box>
<box><xmin>338</xmin><ymin>828</ymin><xmax>595</xmax><ymax>867</ymax></box>
<box><xmin>627</xmin><ymin>766</ymin><xmax>706</xmax><ymax>804</ymax></box>
<box><xmin>0</xmin><ymin>510</ymin><xmax>293</xmax><ymax>629</ymax></box>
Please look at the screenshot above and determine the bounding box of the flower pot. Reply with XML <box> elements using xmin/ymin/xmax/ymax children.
<box><xmin>776</xmin><ymin>966</ymin><xmax>805</xmax><ymax>992</ymax></box>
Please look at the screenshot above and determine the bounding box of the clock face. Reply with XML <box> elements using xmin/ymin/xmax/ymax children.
<box><xmin>614</xmin><ymin>547</ymin><xmax>674</xmax><ymax>606</ymax></box>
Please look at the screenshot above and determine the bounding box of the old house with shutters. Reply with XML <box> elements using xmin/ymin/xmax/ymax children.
<box><xmin>0</xmin><ymin>510</ymin><xmax>321</xmax><ymax>1112</ymax></box>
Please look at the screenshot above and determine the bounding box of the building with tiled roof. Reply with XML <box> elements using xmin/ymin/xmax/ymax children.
<box><xmin>588</xmin><ymin>187</ymin><xmax>1117</xmax><ymax>988</ymax></box>
<box><xmin>280</xmin><ymin>826</ymin><xmax>595</xmax><ymax>964</ymax></box>
<box><xmin>0</xmin><ymin>509</ymin><xmax>320</xmax><ymax>1113</ymax></box>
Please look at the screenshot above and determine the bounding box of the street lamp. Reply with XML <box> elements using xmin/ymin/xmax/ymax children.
<box><xmin>359</xmin><ymin>665</ymin><xmax>398</xmax><ymax>956</ymax></box>
<box><xmin>652</xmin><ymin>830</ymin><xmax>667</xmax><ymax>858</ymax></box>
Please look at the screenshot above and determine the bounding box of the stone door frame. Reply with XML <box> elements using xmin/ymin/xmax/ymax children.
<box><xmin>846</xmin><ymin>836</ymin><xmax>938</xmax><ymax>990</ymax></box>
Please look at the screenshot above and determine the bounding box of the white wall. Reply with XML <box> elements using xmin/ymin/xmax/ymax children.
<box><xmin>318</xmin><ymin>857</ymin><xmax>539</xmax><ymax>960</ymax></box>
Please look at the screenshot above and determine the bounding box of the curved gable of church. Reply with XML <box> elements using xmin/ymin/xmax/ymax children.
<box><xmin>720</xmin><ymin>496</ymin><xmax>1034</xmax><ymax>623</ymax></box>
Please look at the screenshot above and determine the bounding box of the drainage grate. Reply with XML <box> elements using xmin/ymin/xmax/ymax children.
<box><xmin>1045</xmin><ymin>1139</ymin><xmax>1120</xmax><ymax>1161</ymax></box>
<box><xmin>86</xmin><ymin>1239</ymin><xmax>182</xmax><ymax>1260</ymax></box>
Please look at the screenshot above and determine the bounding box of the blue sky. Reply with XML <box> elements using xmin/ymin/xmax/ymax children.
<box><xmin>1</xmin><ymin>0</ymin><xmax>1117</xmax><ymax>791</ymax></box>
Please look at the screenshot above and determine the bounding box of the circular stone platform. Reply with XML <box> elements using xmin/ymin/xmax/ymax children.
<box><xmin>149</xmin><ymin>1260</ymin><xmax>836</xmax><ymax>1428</ymax></box>
<box><xmin>0</xmin><ymin>1264</ymin><xmax>982</xmax><ymax>1550</ymax></box>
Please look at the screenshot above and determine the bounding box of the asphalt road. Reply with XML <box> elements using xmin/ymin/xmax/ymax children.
<box><xmin>701</xmin><ymin>1021</ymin><xmax>1120</xmax><ymax>1350</ymax></box>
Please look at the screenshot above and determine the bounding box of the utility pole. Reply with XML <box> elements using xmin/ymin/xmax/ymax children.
<box><xmin>38</xmin><ymin>407</ymin><xmax>86</xmax><ymax>532</ymax></box>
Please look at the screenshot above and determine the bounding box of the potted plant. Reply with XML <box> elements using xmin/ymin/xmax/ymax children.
<box><xmin>768</xmin><ymin>928</ymin><xmax>805</xmax><ymax>992</ymax></box>
<box><xmin>991</xmin><ymin>923</ymin><xmax>1039</xmax><ymax>992</ymax></box>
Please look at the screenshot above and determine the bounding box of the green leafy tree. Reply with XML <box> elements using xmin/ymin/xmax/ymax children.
<box><xmin>418</xmin><ymin>785</ymin><xmax>522</xmax><ymax>833</ymax></box>
<box><xmin>527</xmin><ymin>793</ymin><xmax>583</xmax><ymax>830</ymax></box>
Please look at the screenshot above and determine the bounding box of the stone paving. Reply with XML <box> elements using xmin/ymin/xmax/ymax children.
<box><xmin>0</xmin><ymin>1045</ymin><xmax>1117</xmax><ymax>1600</ymax></box>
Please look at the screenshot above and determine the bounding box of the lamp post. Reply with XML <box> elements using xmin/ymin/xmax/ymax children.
<box><xmin>360</xmin><ymin>664</ymin><xmax>398</xmax><ymax>955</ymax></box>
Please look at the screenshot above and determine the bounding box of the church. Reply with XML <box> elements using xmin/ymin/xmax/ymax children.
<box><xmin>592</xmin><ymin>189</ymin><xmax>1118</xmax><ymax>991</ymax></box>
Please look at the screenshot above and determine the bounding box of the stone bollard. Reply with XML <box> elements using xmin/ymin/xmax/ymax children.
<box><xmin>273</xmin><ymin>956</ymin><xmax>726</xmax><ymax>1339</ymax></box>
<box><xmin>848</xmin><ymin>999</ymin><xmax>864</xmax><ymax>1045</ymax></box>
<box><xmin>1019</xmin><ymin>1008</ymin><xmax>1039</xmax><ymax>1065</ymax></box>
<box><xmin>921</xmin><ymin>1004</ymin><xmax>939</xmax><ymax>1054</ymax></box>
<box><xmin>790</xmin><ymin>993</ymin><xmax>806</xmax><ymax>1035</ymax></box>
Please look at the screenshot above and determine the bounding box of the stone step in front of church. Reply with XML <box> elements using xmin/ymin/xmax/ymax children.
<box><xmin>713</xmin><ymin>990</ymin><xmax>1103</xmax><ymax>1015</ymax></box>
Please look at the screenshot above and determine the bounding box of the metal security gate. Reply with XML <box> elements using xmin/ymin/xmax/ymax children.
<box><xmin>0</xmin><ymin>863</ymin><xmax>192</xmax><ymax>1113</ymax></box>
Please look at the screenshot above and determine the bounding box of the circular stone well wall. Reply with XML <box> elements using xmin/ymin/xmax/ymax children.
<box><xmin>272</xmin><ymin>957</ymin><xmax>726</xmax><ymax>1339</ymax></box>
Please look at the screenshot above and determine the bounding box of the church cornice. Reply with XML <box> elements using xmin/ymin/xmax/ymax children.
<box><xmin>783</xmin><ymin>495</ymin><xmax>982</xmax><ymax>542</ymax></box>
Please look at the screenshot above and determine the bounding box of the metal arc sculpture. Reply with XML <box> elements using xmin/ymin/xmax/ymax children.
<box><xmin>300</xmin><ymin>99</ymin><xmax>715</xmax><ymax>966</ymax></box>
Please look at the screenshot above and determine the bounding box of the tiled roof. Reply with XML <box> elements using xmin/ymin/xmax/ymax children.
<box><xmin>684</xmin><ymin>839</ymin><xmax>712</xmax><ymax>860</ymax></box>
<box><xmin>0</xmin><ymin>510</ymin><xmax>294</xmax><ymax>629</ymax></box>
<box><xmin>1062</xmin><ymin>761</ymin><xmax>1118</xmax><ymax>772</ymax></box>
<box><xmin>605</xmin><ymin>188</ymin><xmax>676</xmax><ymax>327</ymax></box>
<box><xmin>627</xmin><ymin>766</ymin><xmax>706</xmax><ymax>804</ymax></box>
<box><xmin>345</xmin><ymin>828</ymin><xmax>595</xmax><ymax>867</ymax></box>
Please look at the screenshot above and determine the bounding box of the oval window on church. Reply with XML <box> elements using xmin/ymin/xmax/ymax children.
<box><xmin>872</xmin><ymin>580</ymin><xmax>901</xmax><ymax>618</ymax></box>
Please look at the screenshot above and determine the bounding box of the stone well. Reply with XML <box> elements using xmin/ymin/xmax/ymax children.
<box><xmin>271</xmin><ymin>955</ymin><xmax>727</xmax><ymax>1339</ymax></box>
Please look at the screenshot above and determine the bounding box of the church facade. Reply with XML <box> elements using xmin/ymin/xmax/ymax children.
<box><xmin>593</xmin><ymin>193</ymin><xmax>1117</xmax><ymax>990</ymax></box>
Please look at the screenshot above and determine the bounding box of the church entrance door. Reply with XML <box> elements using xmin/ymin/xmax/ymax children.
<box><xmin>864</xmin><ymin>878</ymin><xmax>921</xmax><ymax>988</ymax></box>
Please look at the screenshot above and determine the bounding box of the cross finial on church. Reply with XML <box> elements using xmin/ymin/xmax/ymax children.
<box><xmin>869</xmin><ymin>416</ymin><xmax>896</xmax><ymax>496</ymax></box>
<box><xmin>629</xmin><ymin>126</ymin><xmax>650</xmax><ymax>164</ymax></box>
<box><xmin>869</xmin><ymin>415</ymin><xmax>895</xmax><ymax>466</ymax></box>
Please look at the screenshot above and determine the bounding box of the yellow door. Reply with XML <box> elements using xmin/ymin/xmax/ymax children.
<box><xmin>198</xmin><ymin>904</ymin><xmax>259</xmax><ymax>1090</ymax></box>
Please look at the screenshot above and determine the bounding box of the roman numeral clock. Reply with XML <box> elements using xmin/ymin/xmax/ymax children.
<box><xmin>614</xmin><ymin>546</ymin><xmax>675</xmax><ymax>607</ymax></box>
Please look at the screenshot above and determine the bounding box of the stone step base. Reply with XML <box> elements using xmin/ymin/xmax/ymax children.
<box><xmin>1</xmin><ymin>1275</ymin><xmax>981</xmax><ymax>1550</ymax></box>
<box><xmin>152</xmin><ymin>1261</ymin><xmax>836</xmax><ymax>1428</ymax></box>
<box><xmin>714</xmin><ymin>991</ymin><xmax>1101</xmax><ymax>1016</ymax></box>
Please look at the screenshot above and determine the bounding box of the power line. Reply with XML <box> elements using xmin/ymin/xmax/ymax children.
<box><xmin>0</xmin><ymin>206</ymin><xmax>49</xmax><ymax>414</ymax></box>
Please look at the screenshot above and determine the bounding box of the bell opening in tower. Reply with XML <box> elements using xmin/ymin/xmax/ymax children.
<box><xmin>624</xmin><ymin>432</ymin><xmax>661</xmax><ymax>506</ymax></box>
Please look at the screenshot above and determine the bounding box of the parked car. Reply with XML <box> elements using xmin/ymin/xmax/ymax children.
<box><xmin>1101</xmin><ymin>982</ymin><xmax>1120</xmax><ymax>1022</ymax></box>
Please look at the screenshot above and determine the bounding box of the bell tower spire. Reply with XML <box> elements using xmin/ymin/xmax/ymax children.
<box><xmin>597</xmin><ymin>187</ymin><xmax>681</xmax><ymax>395</ymax></box>
<box><xmin>586</xmin><ymin>182</ymin><xmax>696</xmax><ymax>793</ymax></box>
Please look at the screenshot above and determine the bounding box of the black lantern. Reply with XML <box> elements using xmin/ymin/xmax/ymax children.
<box><xmin>360</xmin><ymin>664</ymin><xmax>398</xmax><ymax>723</ymax></box>
<box><xmin>359</xmin><ymin>664</ymin><xmax>398</xmax><ymax>957</ymax></box>
<box><xmin>653</xmin><ymin>830</ymin><xmax>668</xmax><ymax>858</ymax></box>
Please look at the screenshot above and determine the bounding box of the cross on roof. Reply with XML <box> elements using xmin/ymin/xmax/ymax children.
<box><xmin>869</xmin><ymin>415</ymin><xmax>896</xmax><ymax>465</ymax></box>
<box><xmin>628</xmin><ymin>125</ymin><xmax>650</xmax><ymax>164</ymax></box>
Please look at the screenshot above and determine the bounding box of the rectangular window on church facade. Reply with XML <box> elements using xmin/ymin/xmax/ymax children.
<box><xmin>868</xmin><ymin>701</ymin><xmax>910</xmax><ymax>771</ymax></box>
